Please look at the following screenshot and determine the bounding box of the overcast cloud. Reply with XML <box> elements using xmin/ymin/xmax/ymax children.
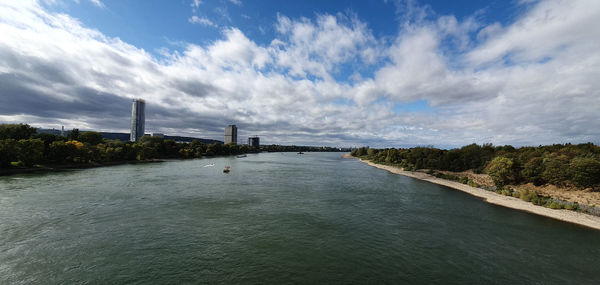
<box><xmin>0</xmin><ymin>0</ymin><xmax>599</xmax><ymax>147</ymax></box>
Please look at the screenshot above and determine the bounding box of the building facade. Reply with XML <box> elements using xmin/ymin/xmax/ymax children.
<box><xmin>130</xmin><ymin>99</ymin><xmax>146</xmax><ymax>142</ymax></box>
<box><xmin>224</xmin><ymin>125</ymin><xmax>237</xmax><ymax>144</ymax></box>
<box><xmin>248</xmin><ymin>136</ymin><xmax>260</xmax><ymax>148</ymax></box>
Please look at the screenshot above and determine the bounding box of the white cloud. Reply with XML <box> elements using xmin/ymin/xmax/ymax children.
<box><xmin>229</xmin><ymin>0</ymin><xmax>242</xmax><ymax>7</ymax></box>
<box><xmin>188</xmin><ymin>15</ymin><xmax>217</xmax><ymax>27</ymax></box>
<box><xmin>272</xmin><ymin>13</ymin><xmax>381</xmax><ymax>79</ymax></box>
<box><xmin>190</xmin><ymin>0</ymin><xmax>201</xmax><ymax>9</ymax></box>
<box><xmin>0</xmin><ymin>0</ymin><xmax>599</xmax><ymax>147</ymax></box>
<box><xmin>467</xmin><ymin>0</ymin><xmax>600</xmax><ymax>66</ymax></box>
<box><xmin>89</xmin><ymin>0</ymin><xmax>104</xmax><ymax>8</ymax></box>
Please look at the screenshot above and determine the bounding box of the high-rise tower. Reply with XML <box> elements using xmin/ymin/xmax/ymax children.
<box><xmin>224</xmin><ymin>125</ymin><xmax>237</xmax><ymax>144</ymax></box>
<box><xmin>248</xmin><ymin>136</ymin><xmax>260</xmax><ymax>148</ymax></box>
<box><xmin>130</xmin><ymin>99</ymin><xmax>146</xmax><ymax>142</ymax></box>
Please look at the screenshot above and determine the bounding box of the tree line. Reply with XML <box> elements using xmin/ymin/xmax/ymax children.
<box><xmin>0</xmin><ymin>124</ymin><xmax>256</xmax><ymax>169</ymax></box>
<box><xmin>261</xmin><ymin>144</ymin><xmax>349</xmax><ymax>152</ymax></box>
<box><xmin>351</xmin><ymin>142</ymin><xmax>600</xmax><ymax>189</ymax></box>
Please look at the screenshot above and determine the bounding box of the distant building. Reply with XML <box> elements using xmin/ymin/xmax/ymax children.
<box><xmin>224</xmin><ymin>125</ymin><xmax>237</xmax><ymax>144</ymax></box>
<box><xmin>152</xmin><ymin>133</ymin><xmax>164</xmax><ymax>138</ymax></box>
<box><xmin>248</xmin><ymin>136</ymin><xmax>260</xmax><ymax>147</ymax></box>
<box><xmin>130</xmin><ymin>99</ymin><xmax>146</xmax><ymax>142</ymax></box>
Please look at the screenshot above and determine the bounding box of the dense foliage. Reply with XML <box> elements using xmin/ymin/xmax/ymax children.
<box><xmin>0</xmin><ymin>124</ymin><xmax>256</xmax><ymax>169</ymax></box>
<box><xmin>352</xmin><ymin>143</ymin><xmax>600</xmax><ymax>189</ymax></box>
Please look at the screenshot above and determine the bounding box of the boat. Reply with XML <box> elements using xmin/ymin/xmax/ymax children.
<box><xmin>203</xmin><ymin>163</ymin><xmax>215</xmax><ymax>167</ymax></box>
<box><xmin>223</xmin><ymin>166</ymin><xmax>231</xmax><ymax>173</ymax></box>
<box><xmin>236</xmin><ymin>154</ymin><xmax>247</xmax><ymax>158</ymax></box>
<box><xmin>297</xmin><ymin>152</ymin><xmax>304</xmax><ymax>154</ymax></box>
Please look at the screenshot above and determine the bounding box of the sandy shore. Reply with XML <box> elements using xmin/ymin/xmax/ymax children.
<box><xmin>356</xmin><ymin>158</ymin><xmax>600</xmax><ymax>231</ymax></box>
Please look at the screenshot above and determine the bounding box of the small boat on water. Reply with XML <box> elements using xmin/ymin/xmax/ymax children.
<box><xmin>236</xmin><ymin>154</ymin><xmax>247</xmax><ymax>158</ymax></box>
<box><xmin>297</xmin><ymin>152</ymin><xmax>304</xmax><ymax>154</ymax></box>
<box><xmin>203</xmin><ymin>163</ymin><xmax>215</xmax><ymax>167</ymax></box>
<box><xmin>223</xmin><ymin>166</ymin><xmax>231</xmax><ymax>173</ymax></box>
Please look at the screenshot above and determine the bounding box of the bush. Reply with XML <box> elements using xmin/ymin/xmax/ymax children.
<box><xmin>548</xmin><ymin>201</ymin><xmax>563</xmax><ymax>209</ymax></box>
<box><xmin>460</xmin><ymin>176</ymin><xmax>469</xmax><ymax>184</ymax></box>
<box><xmin>467</xmin><ymin>180</ymin><xmax>479</xmax><ymax>188</ymax></box>
<box><xmin>565</xmin><ymin>203</ymin><xmax>579</xmax><ymax>211</ymax></box>
<box><xmin>520</xmin><ymin>189</ymin><xmax>539</xmax><ymax>202</ymax></box>
<box><xmin>437</xmin><ymin>174</ymin><xmax>459</xmax><ymax>181</ymax></box>
<box><xmin>487</xmin><ymin>156</ymin><xmax>516</xmax><ymax>187</ymax></box>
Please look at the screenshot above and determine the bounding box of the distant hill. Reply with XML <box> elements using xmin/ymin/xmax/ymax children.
<box><xmin>163</xmin><ymin>135</ymin><xmax>222</xmax><ymax>144</ymax></box>
<box><xmin>36</xmin><ymin>129</ymin><xmax>222</xmax><ymax>144</ymax></box>
<box><xmin>36</xmin><ymin>128</ymin><xmax>64</xmax><ymax>136</ymax></box>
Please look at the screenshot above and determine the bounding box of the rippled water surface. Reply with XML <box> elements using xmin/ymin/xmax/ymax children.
<box><xmin>1</xmin><ymin>152</ymin><xmax>599</xmax><ymax>284</ymax></box>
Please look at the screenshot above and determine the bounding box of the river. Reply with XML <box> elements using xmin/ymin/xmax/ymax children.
<box><xmin>1</xmin><ymin>152</ymin><xmax>598</xmax><ymax>283</ymax></box>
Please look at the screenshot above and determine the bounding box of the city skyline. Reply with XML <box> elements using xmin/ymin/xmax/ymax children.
<box><xmin>1</xmin><ymin>1</ymin><xmax>599</xmax><ymax>148</ymax></box>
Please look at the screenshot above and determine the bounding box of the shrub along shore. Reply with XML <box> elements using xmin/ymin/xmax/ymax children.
<box><xmin>349</xmin><ymin>142</ymin><xmax>600</xmax><ymax>229</ymax></box>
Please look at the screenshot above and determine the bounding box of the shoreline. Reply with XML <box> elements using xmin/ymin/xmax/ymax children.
<box><xmin>0</xmin><ymin>159</ymin><xmax>164</xmax><ymax>176</ymax></box>
<box><xmin>351</xmin><ymin>156</ymin><xmax>600</xmax><ymax>231</ymax></box>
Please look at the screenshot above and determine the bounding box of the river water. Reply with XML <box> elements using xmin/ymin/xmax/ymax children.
<box><xmin>1</xmin><ymin>152</ymin><xmax>598</xmax><ymax>284</ymax></box>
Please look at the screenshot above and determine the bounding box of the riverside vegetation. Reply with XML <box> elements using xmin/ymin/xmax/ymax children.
<box><xmin>0</xmin><ymin>124</ymin><xmax>255</xmax><ymax>172</ymax></box>
<box><xmin>351</xmin><ymin>143</ymin><xmax>600</xmax><ymax>215</ymax></box>
<box><xmin>0</xmin><ymin>124</ymin><xmax>346</xmax><ymax>174</ymax></box>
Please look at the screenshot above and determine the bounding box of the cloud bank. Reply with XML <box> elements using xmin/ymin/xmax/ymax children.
<box><xmin>0</xmin><ymin>0</ymin><xmax>599</xmax><ymax>147</ymax></box>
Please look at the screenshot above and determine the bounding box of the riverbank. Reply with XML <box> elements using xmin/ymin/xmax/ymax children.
<box><xmin>0</xmin><ymin>159</ymin><xmax>164</xmax><ymax>176</ymax></box>
<box><xmin>352</xmin><ymin>156</ymin><xmax>600</xmax><ymax>231</ymax></box>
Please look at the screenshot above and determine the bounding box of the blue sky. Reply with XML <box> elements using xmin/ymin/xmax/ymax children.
<box><xmin>47</xmin><ymin>0</ymin><xmax>518</xmax><ymax>76</ymax></box>
<box><xmin>1</xmin><ymin>0</ymin><xmax>599</xmax><ymax>147</ymax></box>
<box><xmin>48</xmin><ymin>1</ymin><xmax>470</xmax><ymax>49</ymax></box>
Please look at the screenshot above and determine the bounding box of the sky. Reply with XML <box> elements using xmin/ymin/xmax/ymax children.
<box><xmin>0</xmin><ymin>0</ymin><xmax>599</xmax><ymax>148</ymax></box>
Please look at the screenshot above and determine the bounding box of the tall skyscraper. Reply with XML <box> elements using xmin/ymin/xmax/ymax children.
<box><xmin>224</xmin><ymin>125</ymin><xmax>237</xmax><ymax>144</ymax></box>
<box><xmin>130</xmin><ymin>99</ymin><xmax>146</xmax><ymax>142</ymax></box>
<box><xmin>248</xmin><ymin>136</ymin><xmax>260</xmax><ymax>148</ymax></box>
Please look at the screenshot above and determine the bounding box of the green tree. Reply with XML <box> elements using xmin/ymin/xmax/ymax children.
<box><xmin>0</xmin><ymin>139</ymin><xmax>19</xmax><ymax>168</ymax></box>
<box><xmin>33</xmin><ymin>133</ymin><xmax>66</xmax><ymax>157</ymax></box>
<box><xmin>0</xmin><ymin>124</ymin><xmax>37</xmax><ymax>140</ymax></box>
<box><xmin>78</xmin><ymin>131</ymin><xmax>103</xmax><ymax>145</ymax></box>
<box><xmin>570</xmin><ymin>157</ymin><xmax>600</xmax><ymax>188</ymax></box>
<box><xmin>522</xmin><ymin>157</ymin><xmax>545</xmax><ymax>186</ymax></box>
<box><xmin>67</xmin><ymin>128</ymin><xmax>80</xmax><ymax>141</ymax></box>
<box><xmin>354</xmin><ymin>147</ymin><xmax>368</xmax><ymax>157</ymax></box>
<box><xmin>486</xmin><ymin>156</ymin><xmax>515</xmax><ymax>187</ymax></box>
<box><xmin>16</xmin><ymin>139</ymin><xmax>44</xmax><ymax>166</ymax></box>
<box><xmin>48</xmin><ymin>141</ymin><xmax>70</xmax><ymax>163</ymax></box>
<box><xmin>542</xmin><ymin>155</ymin><xmax>571</xmax><ymax>186</ymax></box>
